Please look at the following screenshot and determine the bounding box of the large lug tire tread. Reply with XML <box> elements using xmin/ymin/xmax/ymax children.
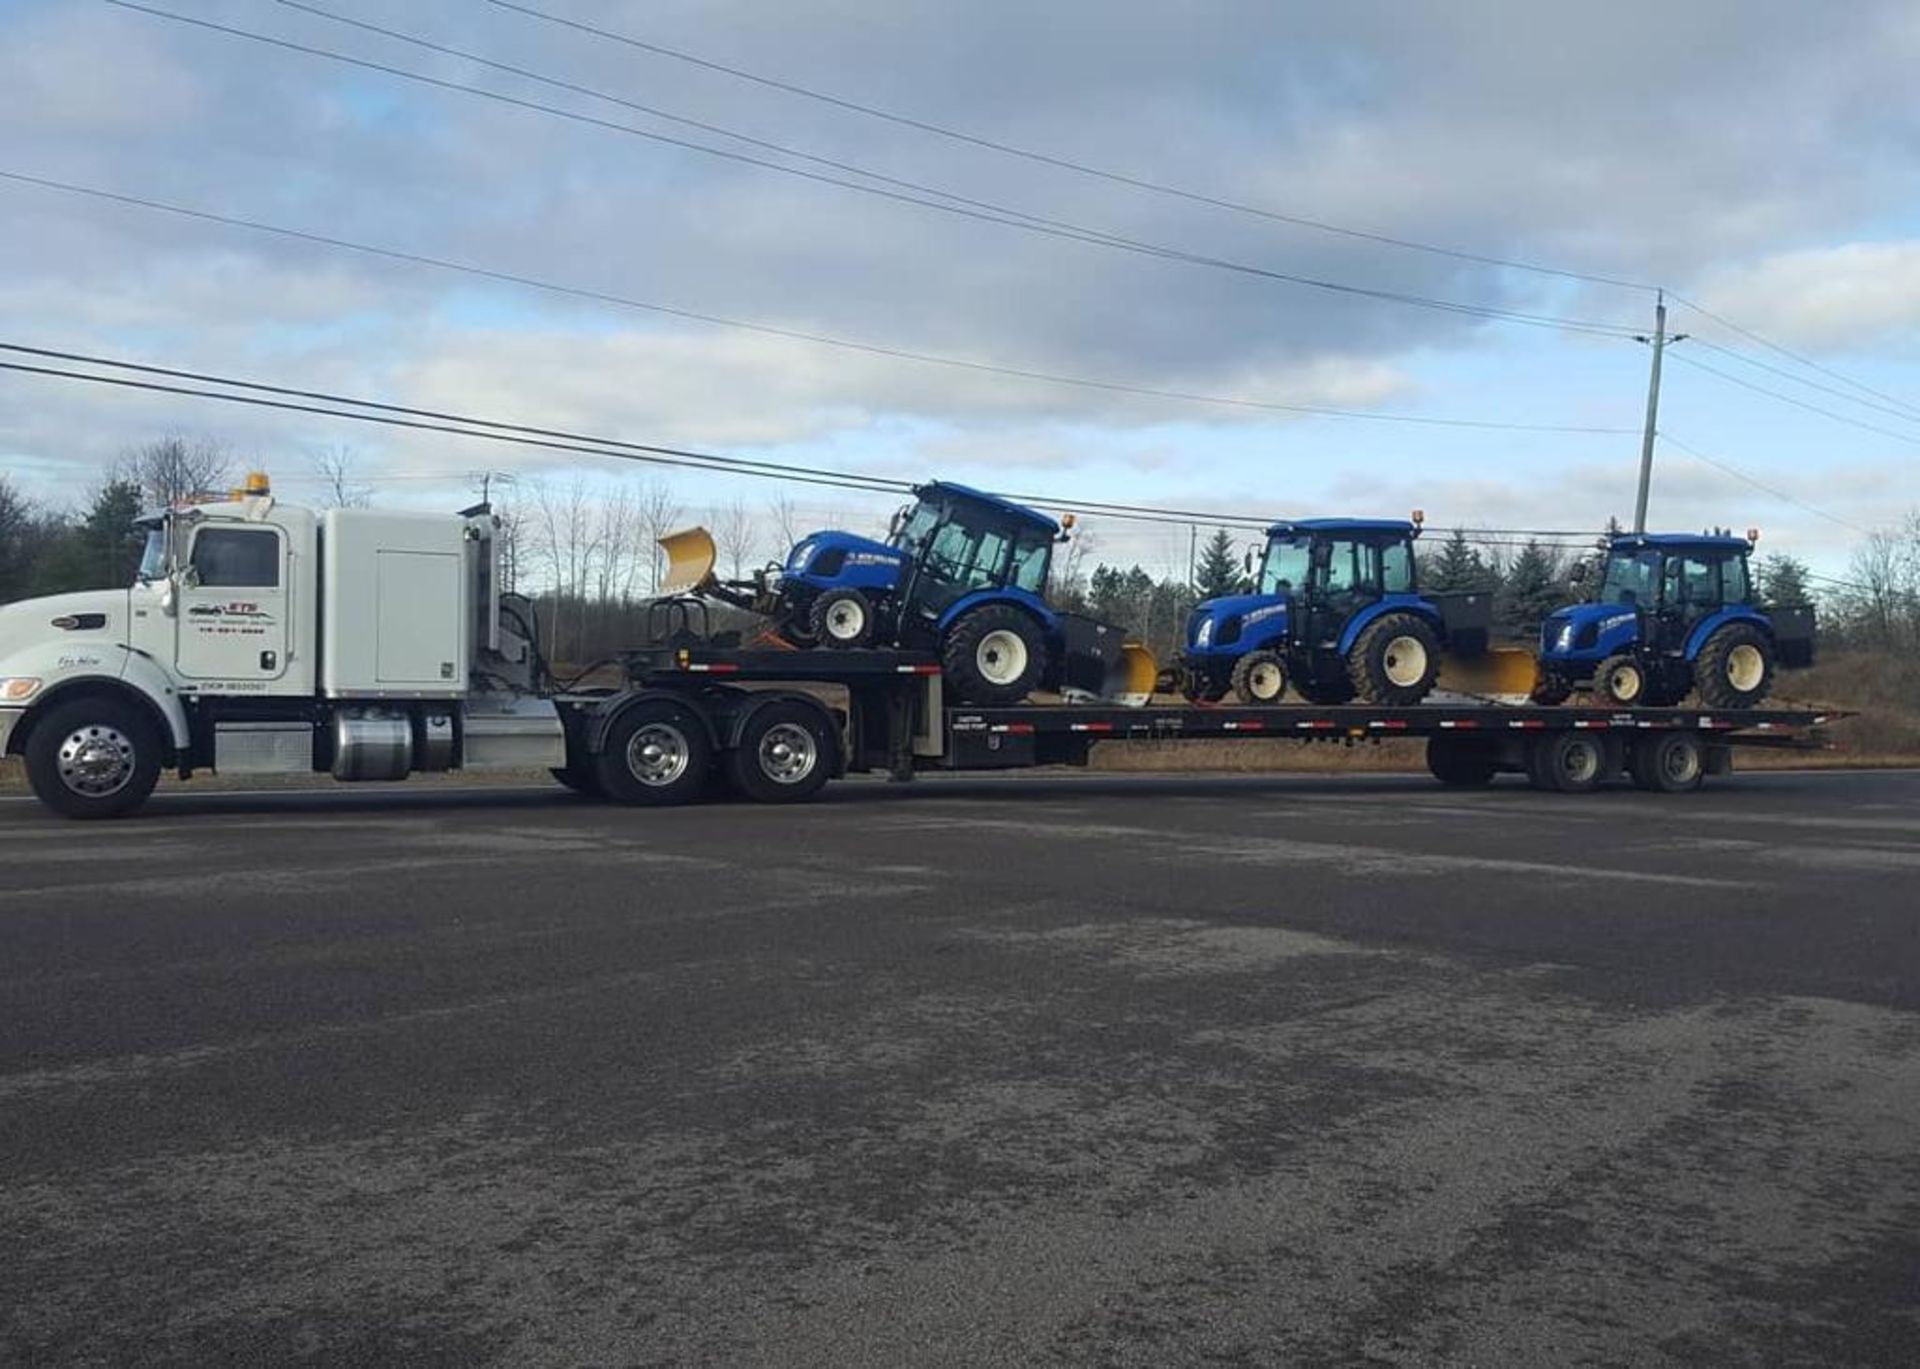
<box><xmin>1694</xmin><ymin>623</ymin><xmax>1775</xmax><ymax>709</ymax></box>
<box><xmin>1347</xmin><ymin>613</ymin><xmax>1442</xmax><ymax>706</ymax></box>
<box><xmin>1526</xmin><ymin>732</ymin><xmax>1608</xmax><ymax>793</ymax></box>
<box><xmin>1629</xmin><ymin>732</ymin><xmax>1706</xmax><ymax>793</ymax></box>
<box><xmin>1229</xmin><ymin>649</ymin><xmax>1289</xmax><ymax>705</ymax></box>
<box><xmin>1594</xmin><ymin>654</ymin><xmax>1648</xmax><ymax>707</ymax></box>
<box><xmin>809</xmin><ymin>588</ymin><xmax>875</xmax><ymax>649</ymax></box>
<box><xmin>24</xmin><ymin>696</ymin><xmax>163</xmax><ymax>819</ymax></box>
<box><xmin>1426</xmin><ymin>736</ymin><xmax>1497</xmax><ymax>787</ymax></box>
<box><xmin>727</xmin><ymin>702</ymin><xmax>835</xmax><ymax>804</ymax></box>
<box><xmin>595</xmin><ymin>701</ymin><xmax>713</xmax><ymax>806</ymax></box>
<box><xmin>941</xmin><ymin>604</ymin><xmax>1049</xmax><ymax>706</ymax></box>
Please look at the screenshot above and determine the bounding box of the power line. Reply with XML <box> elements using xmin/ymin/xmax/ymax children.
<box><xmin>1686</xmin><ymin>335</ymin><xmax>1920</xmax><ymax>427</ymax></box>
<box><xmin>0</xmin><ymin>169</ymin><xmax>1635</xmax><ymax>435</ymax></box>
<box><xmin>1655</xmin><ymin>431</ymin><xmax>1871</xmax><ymax>536</ymax></box>
<box><xmin>1668</xmin><ymin>291</ymin><xmax>1920</xmax><ymax>424</ymax></box>
<box><xmin>480</xmin><ymin>0</ymin><xmax>1656</xmax><ymax>293</ymax></box>
<box><xmin>0</xmin><ymin>340</ymin><xmax>1618</xmax><ymax>540</ymax></box>
<box><xmin>104</xmin><ymin>0</ymin><xmax>1641</xmax><ymax>340</ymax></box>
<box><xmin>1664</xmin><ymin>350</ymin><xmax>1920</xmax><ymax>446</ymax></box>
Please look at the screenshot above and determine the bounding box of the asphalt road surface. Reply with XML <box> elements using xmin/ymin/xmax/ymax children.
<box><xmin>4</xmin><ymin>769</ymin><xmax>1919</xmax><ymax>1366</ymax></box>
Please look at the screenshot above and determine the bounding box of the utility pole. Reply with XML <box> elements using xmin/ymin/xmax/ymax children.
<box><xmin>1631</xmin><ymin>290</ymin><xmax>1686</xmax><ymax>534</ymax></box>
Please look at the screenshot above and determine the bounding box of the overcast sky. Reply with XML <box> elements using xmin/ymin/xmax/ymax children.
<box><xmin>2</xmin><ymin>0</ymin><xmax>1917</xmax><ymax>576</ymax></box>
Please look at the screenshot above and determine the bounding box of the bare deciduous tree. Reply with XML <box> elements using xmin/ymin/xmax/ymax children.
<box><xmin>766</xmin><ymin>494</ymin><xmax>799</xmax><ymax>554</ymax></box>
<box><xmin>635</xmin><ymin>478</ymin><xmax>684</xmax><ymax>595</ymax></box>
<box><xmin>311</xmin><ymin>444</ymin><xmax>372</xmax><ymax>508</ymax></box>
<box><xmin>710</xmin><ymin>497</ymin><xmax>757</xmax><ymax>580</ymax></box>
<box><xmin>119</xmin><ymin>435</ymin><xmax>231</xmax><ymax>506</ymax></box>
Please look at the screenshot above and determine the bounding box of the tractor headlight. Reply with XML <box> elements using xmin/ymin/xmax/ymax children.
<box><xmin>1194</xmin><ymin>616</ymin><xmax>1213</xmax><ymax>647</ymax></box>
<box><xmin>0</xmin><ymin>677</ymin><xmax>43</xmax><ymax>703</ymax></box>
<box><xmin>1553</xmin><ymin>623</ymin><xmax>1575</xmax><ymax>652</ymax></box>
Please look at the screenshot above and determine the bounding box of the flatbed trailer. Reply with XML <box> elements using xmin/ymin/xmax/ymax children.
<box><xmin>570</xmin><ymin>645</ymin><xmax>1837</xmax><ymax>803</ymax></box>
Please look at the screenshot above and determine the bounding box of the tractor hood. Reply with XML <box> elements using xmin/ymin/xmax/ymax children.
<box><xmin>786</xmin><ymin>530</ymin><xmax>911</xmax><ymax>587</ymax></box>
<box><xmin>1188</xmin><ymin>592</ymin><xmax>1288</xmax><ymax>650</ymax></box>
<box><xmin>0</xmin><ymin>588</ymin><xmax>132</xmax><ymax>688</ymax></box>
<box><xmin>1540</xmin><ymin>602</ymin><xmax>1640</xmax><ymax>659</ymax></box>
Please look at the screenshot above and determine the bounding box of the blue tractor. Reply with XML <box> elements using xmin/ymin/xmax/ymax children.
<box><xmin>1532</xmin><ymin>531</ymin><xmax>1813</xmax><ymax>708</ymax></box>
<box><xmin>659</xmin><ymin>481</ymin><xmax>1141</xmax><ymax>706</ymax></box>
<box><xmin>1173</xmin><ymin>516</ymin><xmax>1504</xmax><ymax>706</ymax></box>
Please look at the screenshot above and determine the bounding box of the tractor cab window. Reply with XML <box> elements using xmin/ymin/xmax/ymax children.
<box><xmin>919</xmin><ymin>509</ymin><xmax>1014</xmax><ymax>597</ymax></box>
<box><xmin>1600</xmin><ymin>550</ymin><xmax>1660</xmax><ymax>606</ymax></box>
<box><xmin>1722</xmin><ymin>554</ymin><xmax>1752</xmax><ymax>603</ymax></box>
<box><xmin>189</xmin><ymin>527</ymin><xmax>280</xmax><ymax>588</ymax></box>
<box><xmin>1673</xmin><ymin>554</ymin><xmax>1720</xmax><ymax>607</ymax></box>
<box><xmin>1380</xmin><ymin>539</ymin><xmax>1414</xmax><ymax>594</ymax></box>
<box><xmin>1009</xmin><ymin>533</ymin><xmax>1051</xmax><ymax>595</ymax></box>
<box><xmin>890</xmin><ymin>501</ymin><xmax>942</xmax><ymax>551</ymax></box>
<box><xmin>1260</xmin><ymin>535</ymin><xmax>1312</xmax><ymax>595</ymax></box>
<box><xmin>1319</xmin><ymin>540</ymin><xmax>1374</xmax><ymax>597</ymax></box>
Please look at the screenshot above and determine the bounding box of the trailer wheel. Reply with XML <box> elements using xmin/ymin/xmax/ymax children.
<box><xmin>728</xmin><ymin>702</ymin><xmax>834</xmax><ymax>803</ymax></box>
<box><xmin>1426</xmin><ymin>735</ymin><xmax>1497</xmax><ymax>786</ymax></box>
<box><xmin>810</xmin><ymin>588</ymin><xmax>874</xmax><ymax>648</ymax></box>
<box><xmin>1694</xmin><ymin>623</ymin><xmax>1774</xmax><ymax>709</ymax></box>
<box><xmin>596</xmin><ymin>700</ymin><xmax>712</xmax><ymax>805</ymax></box>
<box><xmin>1347</xmin><ymin>613</ymin><xmax>1441</xmax><ymax>705</ymax></box>
<box><xmin>24</xmin><ymin>695</ymin><xmax>163</xmax><ymax>819</ymax></box>
<box><xmin>1628</xmin><ymin>732</ymin><xmax>1704</xmax><ymax>793</ymax></box>
<box><xmin>1229</xmin><ymin>650</ymin><xmax>1288</xmax><ymax>704</ymax></box>
<box><xmin>941</xmin><ymin>604</ymin><xmax>1048</xmax><ymax>706</ymax></box>
<box><xmin>1527</xmin><ymin>732</ymin><xmax>1607</xmax><ymax>793</ymax></box>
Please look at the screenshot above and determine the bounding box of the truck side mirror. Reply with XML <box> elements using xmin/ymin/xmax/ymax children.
<box><xmin>1242</xmin><ymin>548</ymin><xmax>1255</xmax><ymax>574</ymax></box>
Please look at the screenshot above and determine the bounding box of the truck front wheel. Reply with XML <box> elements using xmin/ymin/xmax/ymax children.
<box><xmin>596</xmin><ymin>700</ymin><xmax>712</xmax><ymax>805</ymax></box>
<box><xmin>24</xmin><ymin>696</ymin><xmax>163</xmax><ymax>819</ymax></box>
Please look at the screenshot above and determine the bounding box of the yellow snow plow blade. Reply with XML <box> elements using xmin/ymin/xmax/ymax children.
<box><xmin>1437</xmin><ymin>647</ymin><xmax>1539</xmax><ymax>702</ymax></box>
<box><xmin>657</xmin><ymin>526</ymin><xmax>718</xmax><ymax>595</ymax></box>
<box><xmin>1107</xmin><ymin>642</ymin><xmax>1158</xmax><ymax>707</ymax></box>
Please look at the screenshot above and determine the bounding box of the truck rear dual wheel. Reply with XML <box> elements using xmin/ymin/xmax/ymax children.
<box><xmin>726</xmin><ymin>702</ymin><xmax>834</xmax><ymax>803</ymax></box>
<box><xmin>596</xmin><ymin>700</ymin><xmax>712</xmax><ymax>805</ymax></box>
<box><xmin>1347</xmin><ymin>613</ymin><xmax>1441</xmax><ymax>706</ymax></box>
<box><xmin>1527</xmin><ymin>732</ymin><xmax>1609</xmax><ymax>793</ymax></box>
<box><xmin>942</xmin><ymin>605</ymin><xmax>1048</xmax><ymax>706</ymax></box>
<box><xmin>1629</xmin><ymin>732</ymin><xmax>1705</xmax><ymax>793</ymax></box>
<box><xmin>24</xmin><ymin>696</ymin><xmax>163</xmax><ymax>820</ymax></box>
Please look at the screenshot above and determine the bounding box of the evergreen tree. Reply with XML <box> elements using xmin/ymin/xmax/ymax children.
<box><xmin>1424</xmin><ymin>527</ymin><xmax>1493</xmax><ymax>592</ymax></box>
<box><xmin>1497</xmin><ymin>538</ymin><xmax>1566</xmax><ymax>638</ymax></box>
<box><xmin>1193</xmin><ymin>527</ymin><xmax>1240</xmax><ymax>599</ymax></box>
<box><xmin>1754</xmin><ymin>552</ymin><xmax>1812</xmax><ymax>608</ymax></box>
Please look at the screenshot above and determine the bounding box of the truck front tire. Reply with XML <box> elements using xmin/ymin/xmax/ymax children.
<box><xmin>596</xmin><ymin>700</ymin><xmax>712</xmax><ymax>805</ymax></box>
<box><xmin>941</xmin><ymin>605</ymin><xmax>1048</xmax><ymax>706</ymax></box>
<box><xmin>24</xmin><ymin>696</ymin><xmax>163</xmax><ymax>819</ymax></box>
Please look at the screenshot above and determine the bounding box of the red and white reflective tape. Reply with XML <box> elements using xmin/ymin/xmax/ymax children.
<box><xmin>990</xmin><ymin>722</ymin><xmax>1036</xmax><ymax>735</ymax></box>
<box><xmin>1296</xmin><ymin>720</ymin><xmax>1337</xmax><ymax>731</ymax></box>
<box><xmin>1438</xmin><ymin>719</ymin><xmax>1480</xmax><ymax>730</ymax></box>
<box><xmin>1508</xmin><ymin>719</ymin><xmax>1546</xmax><ymax>730</ymax></box>
<box><xmin>1573</xmin><ymin>719</ymin><xmax>1609</xmax><ymax>729</ymax></box>
<box><xmin>1222</xmin><ymin>720</ymin><xmax>1266</xmax><ymax>731</ymax></box>
<box><xmin>1070</xmin><ymin>722</ymin><xmax>1114</xmax><ymax>733</ymax></box>
<box><xmin>1368</xmin><ymin>719</ymin><xmax>1409</xmax><ymax>730</ymax></box>
<box><xmin>683</xmin><ymin>662</ymin><xmax>741</xmax><ymax>673</ymax></box>
<box><xmin>897</xmin><ymin>664</ymin><xmax>942</xmax><ymax>674</ymax></box>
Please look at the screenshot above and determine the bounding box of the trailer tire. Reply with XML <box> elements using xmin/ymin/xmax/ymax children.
<box><xmin>1694</xmin><ymin>623</ymin><xmax>1774</xmax><ymax>709</ymax></box>
<box><xmin>727</xmin><ymin>701</ymin><xmax>834</xmax><ymax>803</ymax></box>
<box><xmin>596</xmin><ymin>700</ymin><xmax>712</xmax><ymax>805</ymax></box>
<box><xmin>1229</xmin><ymin>650</ymin><xmax>1288</xmax><ymax>704</ymax></box>
<box><xmin>24</xmin><ymin>695</ymin><xmax>163</xmax><ymax>819</ymax></box>
<box><xmin>1527</xmin><ymin>732</ymin><xmax>1607</xmax><ymax>793</ymax></box>
<box><xmin>1595</xmin><ymin>654</ymin><xmax>1648</xmax><ymax>707</ymax></box>
<box><xmin>942</xmin><ymin>604</ymin><xmax>1048</xmax><ymax>706</ymax></box>
<box><xmin>1629</xmin><ymin>732</ymin><xmax>1704</xmax><ymax>793</ymax></box>
<box><xmin>1347</xmin><ymin>613</ymin><xmax>1441</xmax><ymax>705</ymax></box>
<box><xmin>1426</xmin><ymin>736</ymin><xmax>1497</xmax><ymax>786</ymax></box>
<box><xmin>810</xmin><ymin>588</ymin><xmax>874</xmax><ymax>648</ymax></box>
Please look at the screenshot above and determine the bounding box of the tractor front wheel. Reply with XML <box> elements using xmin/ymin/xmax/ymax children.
<box><xmin>1347</xmin><ymin>613</ymin><xmax>1441</xmax><ymax>705</ymax></box>
<box><xmin>1594</xmin><ymin>654</ymin><xmax>1648</xmax><ymax>707</ymax></box>
<box><xmin>941</xmin><ymin>605</ymin><xmax>1048</xmax><ymax>705</ymax></box>
<box><xmin>1229</xmin><ymin>650</ymin><xmax>1288</xmax><ymax>705</ymax></box>
<box><xmin>1694</xmin><ymin>623</ymin><xmax>1774</xmax><ymax>709</ymax></box>
<box><xmin>1530</xmin><ymin>668</ymin><xmax>1573</xmax><ymax>706</ymax></box>
<box><xmin>810</xmin><ymin>588</ymin><xmax>875</xmax><ymax>648</ymax></box>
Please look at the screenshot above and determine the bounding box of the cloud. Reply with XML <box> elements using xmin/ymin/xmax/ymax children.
<box><xmin>1694</xmin><ymin>243</ymin><xmax>1920</xmax><ymax>350</ymax></box>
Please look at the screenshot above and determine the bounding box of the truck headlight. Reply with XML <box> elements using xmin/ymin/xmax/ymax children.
<box><xmin>1194</xmin><ymin>617</ymin><xmax>1213</xmax><ymax>647</ymax></box>
<box><xmin>0</xmin><ymin>677</ymin><xmax>43</xmax><ymax>702</ymax></box>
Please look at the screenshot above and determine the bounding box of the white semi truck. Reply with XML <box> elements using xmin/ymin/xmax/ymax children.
<box><xmin>0</xmin><ymin>477</ymin><xmax>1836</xmax><ymax>819</ymax></box>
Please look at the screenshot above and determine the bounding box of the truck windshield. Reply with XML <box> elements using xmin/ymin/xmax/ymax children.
<box><xmin>1599</xmin><ymin>549</ymin><xmax>1660</xmax><ymax>606</ymax></box>
<box><xmin>1260</xmin><ymin>536</ymin><xmax>1312</xmax><ymax>595</ymax></box>
<box><xmin>136</xmin><ymin>523</ymin><xmax>170</xmax><ymax>582</ymax></box>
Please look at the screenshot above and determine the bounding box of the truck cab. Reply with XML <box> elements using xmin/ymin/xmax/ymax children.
<box><xmin>1534</xmin><ymin>532</ymin><xmax>1813</xmax><ymax>708</ymax></box>
<box><xmin>1177</xmin><ymin>517</ymin><xmax>1494</xmax><ymax>706</ymax></box>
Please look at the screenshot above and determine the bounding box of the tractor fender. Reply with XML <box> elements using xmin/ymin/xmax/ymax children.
<box><xmin>934</xmin><ymin>587</ymin><xmax>1057</xmax><ymax>636</ymax></box>
<box><xmin>1683</xmin><ymin>607</ymin><xmax>1772</xmax><ymax>661</ymax></box>
<box><xmin>6</xmin><ymin>650</ymin><xmax>190</xmax><ymax>759</ymax></box>
<box><xmin>1336</xmin><ymin>596</ymin><xmax>1443</xmax><ymax>658</ymax></box>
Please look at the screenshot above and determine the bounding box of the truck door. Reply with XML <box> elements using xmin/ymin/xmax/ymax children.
<box><xmin>176</xmin><ymin>524</ymin><xmax>292</xmax><ymax>687</ymax></box>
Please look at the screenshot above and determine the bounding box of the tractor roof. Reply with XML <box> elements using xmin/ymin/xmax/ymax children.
<box><xmin>917</xmin><ymin>481</ymin><xmax>1060</xmax><ymax>535</ymax></box>
<box><xmin>1266</xmin><ymin>517</ymin><xmax>1418</xmax><ymax>539</ymax></box>
<box><xmin>1608</xmin><ymin>533</ymin><xmax>1753</xmax><ymax>554</ymax></box>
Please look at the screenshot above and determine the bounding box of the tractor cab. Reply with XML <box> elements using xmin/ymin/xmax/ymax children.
<box><xmin>883</xmin><ymin>482</ymin><xmax>1060</xmax><ymax>639</ymax></box>
<box><xmin>1536</xmin><ymin>531</ymin><xmax>1811</xmax><ymax>707</ymax></box>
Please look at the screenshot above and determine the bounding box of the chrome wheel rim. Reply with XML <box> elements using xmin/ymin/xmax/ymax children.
<box><xmin>1727</xmin><ymin>643</ymin><xmax>1765</xmax><ymax>692</ymax></box>
<box><xmin>626</xmin><ymin>723</ymin><xmax>690</xmax><ymax>786</ymax></box>
<box><xmin>1382</xmin><ymin>634</ymin><xmax>1429</xmax><ymax>688</ymax></box>
<box><xmin>57</xmin><ymin>724</ymin><xmax>136</xmax><ymax>797</ymax></box>
<box><xmin>758</xmin><ymin>722</ymin><xmax>818</xmax><ymax>784</ymax></box>
<box><xmin>977</xmin><ymin>629</ymin><xmax>1030</xmax><ymax>686</ymax></box>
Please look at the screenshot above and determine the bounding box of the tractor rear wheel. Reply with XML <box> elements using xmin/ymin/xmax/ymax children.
<box><xmin>1229</xmin><ymin>650</ymin><xmax>1288</xmax><ymax>705</ymax></box>
<box><xmin>1629</xmin><ymin>732</ymin><xmax>1705</xmax><ymax>793</ymax></box>
<box><xmin>810</xmin><ymin>588</ymin><xmax>875</xmax><ymax>648</ymax></box>
<box><xmin>1594</xmin><ymin>654</ymin><xmax>1648</xmax><ymax>707</ymax></box>
<box><xmin>1426</xmin><ymin>735</ymin><xmax>1497</xmax><ymax>786</ymax></box>
<box><xmin>1694</xmin><ymin>623</ymin><xmax>1774</xmax><ymax>708</ymax></box>
<box><xmin>941</xmin><ymin>604</ymin><xmax>1048</xmax><ymax>706</ymax></box>
<box><xmin>1347</xmin><ymin>613</ymin><xmax>1441</xmax><ymax>705</ymax></box>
